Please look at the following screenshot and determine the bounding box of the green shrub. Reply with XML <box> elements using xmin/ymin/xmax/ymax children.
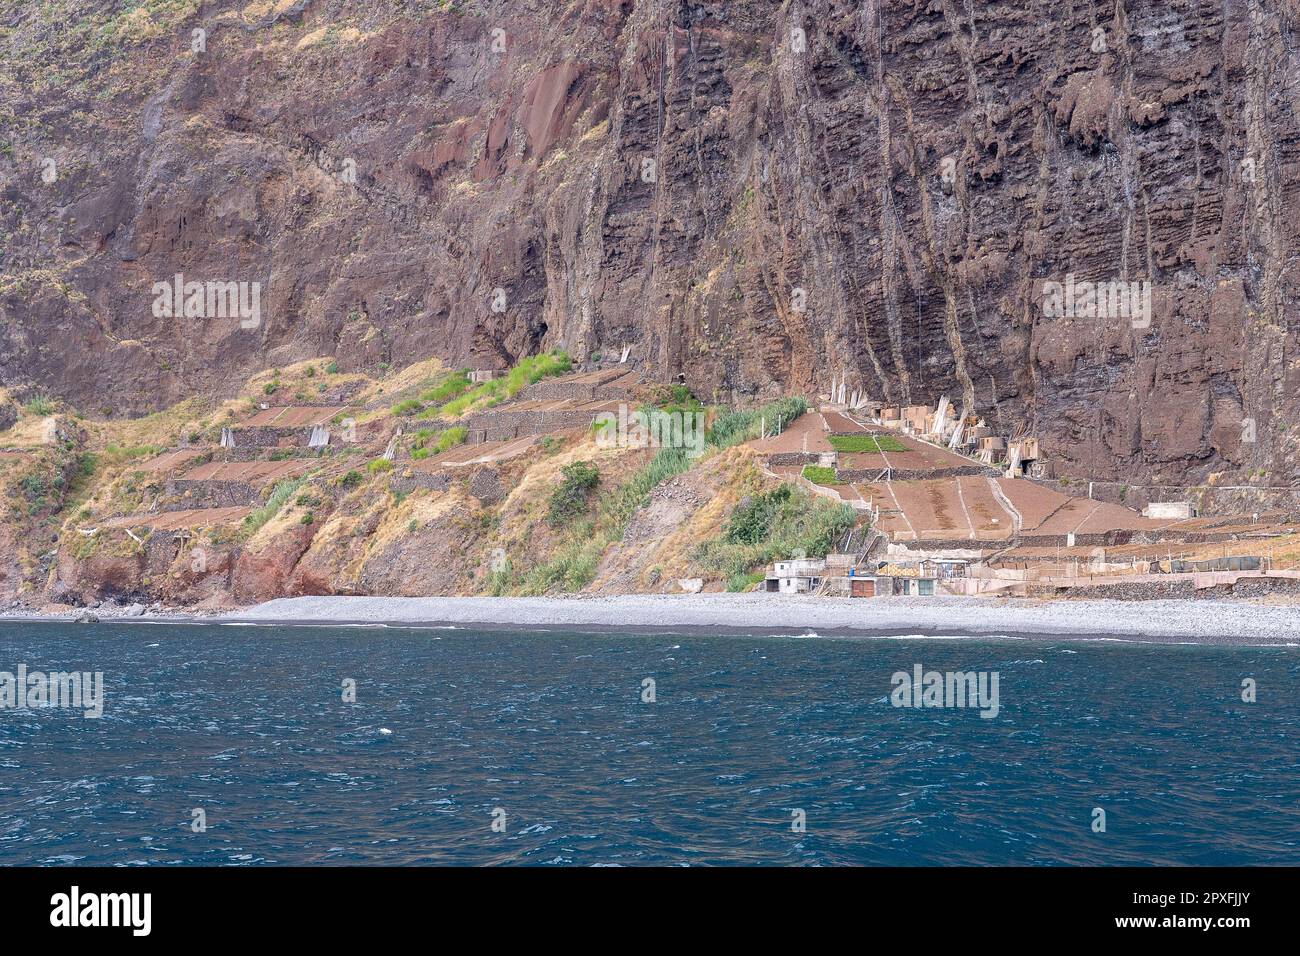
<box><xmin>726</xmin><ymin>570</ymin><xmax>767</xmax><ymax>592</ymax></box>
<box><xmin>326</xmin><ymin>361</ymin><xmax>339</xmax><ymax>374</ymax></box>
<box><xmin>801</xmin><ymin>465</ymin><xmax>837</xmax><ymax>486</ymax></box>
<box><xmin>18</xmin><ymin>472</ymin><xmax>47</xmax><ymax>501</ymax></box>
<box><xmin>724</xmin><ymin>484</ymin><xmax>793</xmax><ymax>544</ymax></box>
<box><xmin>828</xmin><ymin>433</ymin><xmax>907</xmax><ymax>453</ymax></box>
<box><xmin>392</xmin><ymin>399</ymin><xmax>423</xmax><ymax>417</ymax></box>
<box><xmin>694</xmin><ymin>484</ymin><xmax>856</xmax><ymax>583</ymax></box>
<box><xmin>657</xmin><ymin>383</ymin><xmax>703</xmax><ymax>415</ymax></box>
<box><xmin>300</xmin><ymin>511</ymin><xmax>314</xmax><ymax>525</ymax></box>
<box><xmin>547</xmin><ymin>460</ymin><xmax>600</xmax><ymax>527</ymax></box>
<box><xmin>367</xmin><ymin>458</ymin><xmax>394</xmax><ymax>474</ymax></box>
<box><xmin>503</xmin><ymin>350</ymin><xmax>571</xmax><ymax>393</ymax></box>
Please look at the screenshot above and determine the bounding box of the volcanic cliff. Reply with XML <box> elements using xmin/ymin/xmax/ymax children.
<box><xmin>2</xmin><ymin>0</ymin><xmax>1299</xmax><ymax>490</ymax></box>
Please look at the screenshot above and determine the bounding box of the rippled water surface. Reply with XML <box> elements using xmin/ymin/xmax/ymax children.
<box><xmin>0</xmin><ymin>621</ymin><xmax>1296</xmax><ymax>865</ymax></box>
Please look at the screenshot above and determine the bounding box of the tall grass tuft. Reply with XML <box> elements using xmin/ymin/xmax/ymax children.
<box><xmin>420</xmin><ymin>370</ymin><xmax>472</xmax><ymax>405</ymax></box>
<box><xmin>708</xmin><ymin>396</ymin><xmax>807</xmax><ymax>449</ymax></box>
<box><xmin>434</xmin><ymin>426</ymin><xmax>468</xmax><ymax>453</ymax></box>
<box><xmin>24</xmin><ymin>395</ymin><xmax>55</xmax><ymax>416</ymax></box>
<box><xmin>243</xmin><ymin>476</ymin><xmax>309</xmax><ymax>536</ymax></box>
<box><xmin>436</xmin><ymin>351</ymin><xmax>571</xmax><ymax>419</ymax></box>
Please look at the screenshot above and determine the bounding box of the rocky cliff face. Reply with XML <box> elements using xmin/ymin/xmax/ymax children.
<box><xmin>3</xmin><ymin>0</ymin><xmax>1299</xmax><ymax>487</ymax></box>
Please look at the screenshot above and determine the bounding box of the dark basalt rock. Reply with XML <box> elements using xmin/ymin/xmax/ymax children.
<box><xmin>1</xmin><ymin>0</ymin><xmax>1296</xmax><ymax>491</ymax></box>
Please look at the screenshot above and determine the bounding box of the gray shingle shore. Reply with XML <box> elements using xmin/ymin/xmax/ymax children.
<box><xmin>221</xmin><ymin>594</ymin><xmax>1300</xmax><ymax>645</ymax></box>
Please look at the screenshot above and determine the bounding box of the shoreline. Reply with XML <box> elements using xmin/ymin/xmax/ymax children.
<box><xmin>4</xmin><ymin>593</ymin><xmax>1297</xmax><ymax>645</ymax></box>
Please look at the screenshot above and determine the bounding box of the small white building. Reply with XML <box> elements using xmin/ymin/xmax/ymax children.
<box><xmin>1143</xmin><ymin>501</ymin><xmax>1197</xmax><ymax>520</ymax></box>
<box><xmin>765</xmin><ymin>558</ymin><xmax>828</xmax><ymax>594</ymax></box>
<box><xmin>924</xmin><ymin>558</ymin><xmax>970</xmax><ymax>579</ymax></box>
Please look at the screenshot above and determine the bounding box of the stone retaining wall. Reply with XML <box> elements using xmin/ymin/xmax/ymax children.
<box><xmin>468</xmin><ymin>468</ymin><xmax>505</xmax><ymax>504</ymax></box>
<box><xmin>765</xmin><ymin>452</ymin><xmax>818</xmax><ymax>467</ymax></box>
<box><xmin>219</xmin><ymin>446</ymin><xmax>320</xmax><ymax>462</ymax></box>
<box><xmin>390</xmin><ymin>471</ymin><xmax>453</xmax><ymax>495</ymax></box>
<box><xmin>905</xmin><ymin>537</ymin><xmax>1012</xmax><ymax>551</ymax></box>
<box><xmin>1028</xmin><ymin>579</ymin><xmax>1199</xmax><ymax>600</ymax></box>
<box><xmin>227</xmin><ymin>426</ymin><xmax>312</xmax><ymax>447</ymax></box>
<box><xmin>903</xmin><ymin>529</ymin><xmax>1138</xmax><ymax>552</ymax></box>
<box><xmin>1029</xmin><ymin>575</ymin><xmax>1300</xmax><ymax>600</ymax></box>
<box><xmin>526</xmin><ymin>380</ymin><xmax>602</xmax><ymax>402</ymax></box>
<box><xmin>389</xmin><ymin>466</ymin><xmax>506</xmax><ymax>504</ymax></box>
<box><xmin>165</xmin><ymin>479</ymin><xmax>260</xmax><ymax>509</ymax></box>
<box><xmin>144</xmin><ymin>532</ymin><xmax>182</xmax><ymax>573</ymax></box>
<box><xmin>524</xmin><ymin>378</ymin><xmax>635</xmax><ymax>403</ymax></box>
<box><xmin>593</xmin><ymin>382</ymin><xmax>635</xmax><ymax>400</ymax></box>
<box><xmin>462</xmin><ymin>407</ymin><xmax>603</xmax><ymax>444</ymax></box>
<box><xmin>838</xmin><ymin>464</ymin><xmax>995</xmax><ymax>482</ymax></box>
